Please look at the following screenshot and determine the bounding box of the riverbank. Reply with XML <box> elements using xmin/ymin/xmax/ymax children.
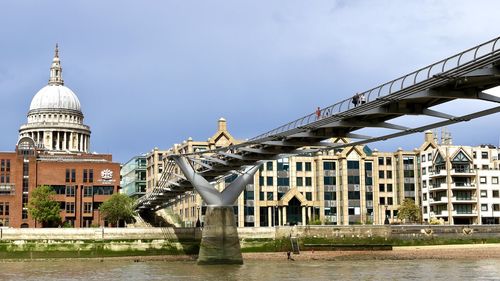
<box><xmin>244</xmin><ymin>243</ymin><xmax>500</xmax><ymax>261</ymax></box>
<box><xmin>1</xmin><ymin>243</ymin><xmax>499</xmax><ymax>263</ymax></box>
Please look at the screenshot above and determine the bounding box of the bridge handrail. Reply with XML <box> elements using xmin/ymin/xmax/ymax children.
<box><xmin>248</xmin><ymin>36</ymin><xmax>500</xmax><ymax>142</ymax></box>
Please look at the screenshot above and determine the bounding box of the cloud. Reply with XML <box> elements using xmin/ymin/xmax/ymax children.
<box><xmin>1</xmin><ymin>0</ymin><xmax>500</xmax><ymax>162</ymax></box>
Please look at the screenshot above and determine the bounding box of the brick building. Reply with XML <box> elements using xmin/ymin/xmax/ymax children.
<box><xmin>0</xmin><ymin>46</ymin><xmax>119</xmax><ymax>228</ymax></box>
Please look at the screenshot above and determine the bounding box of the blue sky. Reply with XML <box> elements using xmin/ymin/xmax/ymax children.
<box><xmin>1</xmin><ymin>1</ymin><xmax>499</xmax><ymax>163</ymax></box>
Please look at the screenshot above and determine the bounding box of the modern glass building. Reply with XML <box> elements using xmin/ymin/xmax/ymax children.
<box><xmin>121</xmin><ymin>155</ymin><xmax>147</xmax><ymax>198</ymax></box>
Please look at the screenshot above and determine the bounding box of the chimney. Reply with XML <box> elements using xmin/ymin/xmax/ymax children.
<box><xmin>218</xmin><ymin>117</ymin><xmax>227</xmax><ymax>131</ymax></box>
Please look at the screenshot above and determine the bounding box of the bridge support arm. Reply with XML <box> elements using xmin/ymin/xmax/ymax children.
<box><xmin>170</xmin><ymin>155</ymin><xmax>223</xmax><ymax>205</ymax></box>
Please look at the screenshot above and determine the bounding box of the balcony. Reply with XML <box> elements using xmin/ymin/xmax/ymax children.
<box><xmin>451</xmin><ymin>168</ymin><xmax>475</xmax><ymax>176</ymax></box>
<box><xmin>277</xmin><ymin>186</ymin><xmax>290</xmax><ymax>193</ymax></box>
<box><xmin>430</xmin><ymin>183</ymin><xmax>447</xmax><ymax>191</ymax></box>
<box><xmin>324</xmin><ymin>185</ymin><xmax>336</xmax><ymax>192</ymax></box>
<box><xmin>0</xmin><ymin>184</ymin><xmax>15</xmax><ymax>195</ymax></box>
<box><xmin>451</xmin><ymin>182</ymin><xmax>476</xmax><ymax>189</ymax></box>
<box><xmin>452</xmin><ymin>210</ymin><xmax>477</xmax><ymax>216</ymax></box>
<box><xmin>429</xmin><ymin>197</ymin><xmax>448</xmax><ymax>204</ymax></box>
<box><xmin>404</xmin><ymin>191</ymin><xmax>416</xmax><ymax>198</ymax></box>
<box><xmin>451</xmin><ymin>196</ymin><xmax>477</xmax><ymax>203</ymax></box>
<box><xmin>435</xmin><ymin>210</ymin><xmax>449</xmax><ymax>217</ymax></box>
<box><xmin>429</xmin><ymin>169</ymin><xmax>447</xmax><ymax>178</ymax></box>
<box><xmin>324</xmin><ymin>170</ymin><xmax>336</xmax><ymax>176</ymax></box>
<box><xmin>245</xmin><ymin>215</ymin><xmax>255</xmax><ymax>223</ymax></box>
<box><xmin>325</xmin><ymin>200</ymin><xmax>337</xmax><ymax>207</ymax></box>
<box><xmin>277</xmin><ymin>171</ymin><xmax>289</xmax><ymax>178</ymax></box>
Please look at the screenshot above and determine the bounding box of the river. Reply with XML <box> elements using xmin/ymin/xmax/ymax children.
<box><xmin>0</xmin><ymin>259</ymin><xmax>499</xmax><ymax>281</ymax></box>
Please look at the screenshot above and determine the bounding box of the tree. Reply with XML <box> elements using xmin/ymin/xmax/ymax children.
<box><xmin>99</xmin><ymin>193</ymin><xmax>135</xmax><ymax>226</ymax></box>
<box><xmin>398</xmin><ymin>198</ymin><xmax>421</xmax><ymax>224</ymax></box>
<box><xmin>27</xmin><ymin>185</ymin><xmax>61</xmax><ymax>227</ymax></box>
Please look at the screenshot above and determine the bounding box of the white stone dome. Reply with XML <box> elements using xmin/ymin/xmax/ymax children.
<box><xmin>29</xmin><ymin>84</ymin><xmax>81</xmax><ymax>112</ymax></box>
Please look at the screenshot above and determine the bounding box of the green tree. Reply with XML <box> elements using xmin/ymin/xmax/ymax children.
<box><xmin>99</xmin><ymin>193</ymin><xmax>135</xmax><ymax>226</ymax></box>
<box><xmin>27</xmin><ymin>185</ymin><xmax>61</xmax><ymax>227</ymax></box>
<box><xmin>398</xmin><ymin>198</ymin><xmax>421</xmax><ymax>224</ymax></box>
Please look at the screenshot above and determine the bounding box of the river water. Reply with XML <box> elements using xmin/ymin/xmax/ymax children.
<box><xmin>0</xmin><ymin>259</ymin><xmax>499</xmax><ymax>281</ymax></box>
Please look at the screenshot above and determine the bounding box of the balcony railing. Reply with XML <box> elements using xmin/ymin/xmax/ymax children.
<box><xmin>325</xmin><ymin>200</ymin><xmax>337</xmax><ymax>207</ymax></box>
<box><xmin>324</xmin><ymin>170</ymin><xmax>336</xmax><ymax>176</ymax></box>
<box><xmin>277</xmin><ymin>186</ymin><xmax>290</xmax><ymax>193</ymax></box>
<box><xmin>324</xmin><ymin>185</ymin><xmax>336</xmax><ymax>192</ymax></box>
<box><xmin>452</xmin><ymin>210</ymin><xmax>477</xmax><ymax>216</ymax></box>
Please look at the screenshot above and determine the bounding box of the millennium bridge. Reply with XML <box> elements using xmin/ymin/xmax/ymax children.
<box><xmin>136</xmin><ymin>36</ymin><xmax>500</xmax><ymax>264</ymax></box>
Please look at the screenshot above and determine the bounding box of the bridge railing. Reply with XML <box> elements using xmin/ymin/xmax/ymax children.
<box><xmin>249</xmin><ymin>36</ymin><xmax>500</xmax><ymax>142</ymax></box>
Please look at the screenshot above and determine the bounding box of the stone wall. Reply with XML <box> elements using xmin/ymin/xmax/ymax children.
<box><xmin>1</xmin><ymin>225</ymin><xmax>499</xmax><ymax>242</ymax></box>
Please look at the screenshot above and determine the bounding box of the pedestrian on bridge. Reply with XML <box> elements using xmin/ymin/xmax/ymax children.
<box><xmin>352</xmin><ymin>93</ymin><xmax>360</xmax><ymax>107</ymax></box>
<box><xmin>360</xmin><ymin>93</ymin><xmax>366</xmax><ymax>104</ymax></box>
<box><xmin>315</xmin><ymin>107</ymin><xmax>321</xmax><ymax>120</ymax></box>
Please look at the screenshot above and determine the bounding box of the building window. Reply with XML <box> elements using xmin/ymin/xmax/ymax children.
<box><xmin>83</xmin><ymin>169</ymin><xmax>88</xmax><ymax>183</ymax></box>
<box><xmin>386</xmin><ymin>157</ymin><xmax>392</xmax><ymax>165</ymax></box>
<box><xmin>305</xmin><ymin>177</ymin><xmax>312</xmax><ymax>186</ymax></box>
<box><xmin>481</xmin><ymin>151</ymin><xmax>488</xmax><ymax>159</ymax></box>
<box><xmin>66</xmin><ymin>202</ymin><xmax>75</xmax><ymax>213</ymax></box>
<box><xmin>267</xmin><ymin>192</ymin><xmax>273</xmax><ymax>200</ymax></box>
<box><xmin>66</xmin><ymin>186</ymin><xmax>75</xmax><ymax>197</ymax></box>
<box><xmin>93</xmin><ymin>186</ymin><xmax>114</xmax><ymax>195</ymax></box>
<box><xmin>324</xmin><ymin>176</ymin><xmax>335</xmax><ymax>185</ymax></box>
<box><xmin>494</xmin><ymin>204</ymin><xmax>500</xmax><ymax>211</ymax></box>
<box><xmin>422</xmin><ymin>167</ymin><xmax>426</xmax><ymax>175</ymax></box>
<box><xmin>480</xmin><ymin>177</ymin><xmax>487</xmax><ymax>184</ymax></box>
<box><xmin>387</xmin><ymin>184</ymin><xmax>393</xmax><ymax>192</ymax></box>
<box><xmin>379</xmin><ymin>171</ymin><xmax>384</xmax><ymax>179</ymax></box>
<box><xmin>305</xmin><ymin>192</ymin><xmax>312</xmax><ymax>201</ymax></box>
<box><xmin>83</xmin><ymin>202</ymin><xmax>92</xmax><ymax>213</ymax></box>
<box><xmin>84</xmin><ymin>186</ymin><xmax>93</xmax><ymax>197</ymax></box>
<box><xmin>386</xmin><ymin>171</ymin><xmax>392</xmax><ymax>179</ymax></box>
<box><xmin>71</xmin><ymin>169</ymin><xmax>76</xmax><ymax>182</ymax></box>
<box><xmin>323</xmin><ymin>162</ymin><xmax>335</xmax><ymax>170</ymax></box>
<box><xmin>296</xmin><ymin>177</ymin><xmax>303</xmax><ymax>187</ymax></box>
<box><xmin>305</xmin><ymin>162</ymin><xmax>312</xmax><ymax>171</ymax></box>
<box><xmin>378</xmin><ymin>157</ymin><xmax>384</xmax><ymax>165</ymax></box>
<box><xmin>492</xmin><ymin>190</ymin><xmax>499</xmax><ymax>198</ymax></box>
<box><xmin>266</xmin><ymin>162</ymin><xmax>273</xmax><ymax>171</ymax></box>
<box><xmin>423</xmin><ymin>193</ymin><xmax>427</xmax><ymax>201</ymax></box>
<box><xmin>481</xmin><ymin>204</ymin><xmax>488</xmax><ymax>211</ymax></box>
<box><xmin>266</xmin><ymin>177</ymin><xmax>273</xmax><ymax>186</ymax></box>
<box><xmin>387</xmin><ymin>197</ymin><xmax>393</xmax><ymax>205</ymax></box>
<box><xmin>421</xmin><ymin>155</ymin><xmax>426</xmax><ymax>162</ymax></box>
<box><xmin>492</xmin><ymin>177</ymin><xmax>499</xmax><ymax>184</ymax></box>
<box><xmin>379</xmin><ymin>184</ymin><xmax>385</xmax><ymax>192</ymax></box>
<box><xmin>480</xmin><ymin>190</ymin><xmax>487</xmax><ymax>198</ymax></box>
<box><xmin>379</xmin><ymin>197</ymin><xmax>385</xmax><ymax>205</ymax></box>
<box><xmin>296</xmin><ymin>162</ymin><xmax>302</xmax><ymax>171</ymax></box>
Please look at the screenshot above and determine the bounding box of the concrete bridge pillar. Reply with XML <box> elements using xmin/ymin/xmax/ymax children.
<box><xmin>171</xmin><ymin>155</ymin><xmax>261</xmax><ymax>265</ymax></box>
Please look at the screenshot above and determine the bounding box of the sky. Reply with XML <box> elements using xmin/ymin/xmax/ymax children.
<box><xmin>0</xmin><ymin>0</ymin><xmax>499</xmax><ymax>164</ymax></box>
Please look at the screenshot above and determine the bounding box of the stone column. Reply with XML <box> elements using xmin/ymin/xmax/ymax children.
<box><xmin>79</xmin><ymin>133</ymin><xmax>83</xmax><ymax>151</ymax></box>
<box><xmin>283</xmin><ymin>206</ymin><xmax>287</xmax><ymax>225</ymax></box>
<box><xmin>197</xmin><ymin>206</ymin><xmax>243</xmax><ymax>265</ymax></box>
<box><xmin>278</xmin><ymin>208</ymin><xmax>282</xmax><ymax>226</ymax></box>
<box><xmin>268</xmin><ymin>207</ymin><xmax>272</xmax><ymax>227</ymax></box>
<box><xmin>56</xmin><ymin>131</ymin><xmax>60</xmax><ymax>150</ymax></box>
<box><xmin>83</xmin><ymin>135</ymin><xmax>86</xmax><ymax>152</ymax></box>
<box><xmin>63</xmin><ymin>131</ymin><xmax>67</xmax><ymax>150</ymax></box>
<box><xmin>307</xmin><ymin>207</ymin><xmax>312</xmax><ymax>223</ymax></box>
<box><xmin>302</xmin><ymin>206</ymin><xmax>306</xmax><ymax>225</ymax></box>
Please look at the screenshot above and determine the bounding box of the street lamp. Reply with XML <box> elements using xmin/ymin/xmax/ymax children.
<box><xmin>196</xmin><ymin>206</ymin><xmax>201</xmax><ymax>228</ymax></box>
